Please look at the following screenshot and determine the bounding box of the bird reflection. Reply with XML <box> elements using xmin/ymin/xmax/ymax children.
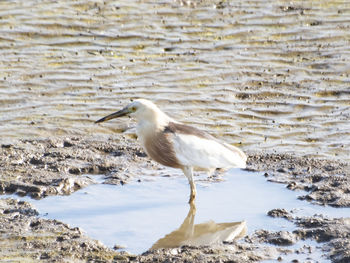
<box><xmin>151</xmin><ymin>203</ymin><xmax>247</xmax><ymax>250</ymax></box>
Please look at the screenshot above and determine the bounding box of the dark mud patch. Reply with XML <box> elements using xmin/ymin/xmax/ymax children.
<box><xmin>138</xmin><ymin>243</ymin><xmax>288</xmax><ymax>263</ymax></box>
<box><xmin>0</xmin><ymin>137</ymin><xmax>153</xmax><ymax>199</ymax></box>
<box><xmin>269</xmin><ymin>208</ymin><xmax>350</xmax><ymax>263</ymax></box>
<box><xmin>248</xmin><ymin>153</ymin><xmax>350</xmax><ymax>207</ymax></box>
<box><xmin>0</xmin><ymin>198</ymin><xmax>129</xmax><ymax>262</ymax></box>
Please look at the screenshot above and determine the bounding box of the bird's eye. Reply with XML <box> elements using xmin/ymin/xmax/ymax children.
<box><xmin>131</xmin><ymin>106</ymin><xmax>137</xmax><ymax>112</ymax></box>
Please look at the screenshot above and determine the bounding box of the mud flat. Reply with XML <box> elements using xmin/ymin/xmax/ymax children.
<box><xmin>1</xmin><ymin>137</ymin><xmax>349</xmax><ymax>262</ymax></box>
<box><xmin>0</xmin><ymin>137</ymin><xmax>149</xmax><ymax>199</ymax></box>
<box><xmin>248</xmin><ymin>153</ymin><xmax>350</xmax><ymax>208</ymax></box>
<box><xmin>0</xmin><ymin>198</ymin><xmax>128</xmax><ymax>262</ymax></box>
<box><xmin>2</xmin><ymin>137</ymin><xmax>349</xmax><ymax>207</ymax></box>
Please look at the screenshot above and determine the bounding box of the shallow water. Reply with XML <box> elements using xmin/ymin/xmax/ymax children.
<box><xmin>12</xmin><ymin>168</ymin><xmax>350</xmax><ymax>255</ymax></box>
<box><xmin>0</xmin><ymin>0</ymin><xmax>350</xmax><ymax>161</ymax></box>
<box><xmin>263</xmin><ymin>239</ymin><xmax>331</xmax><ymax>263</ymax></box>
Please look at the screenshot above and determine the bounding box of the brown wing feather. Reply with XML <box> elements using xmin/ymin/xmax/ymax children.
<box><xmin>164</xmin><ymin>122</ymin><xmax>215</xmax><ymax>140</ymax></box>
<box><xmin>165</xmin><ymin>122</ymin><xmax>246</xmax><ymax>161</ymax></box>
<box><xmin>144</xmin><ymin>130</ymin><xmax>183</xmax><ymax>169</ymax></box>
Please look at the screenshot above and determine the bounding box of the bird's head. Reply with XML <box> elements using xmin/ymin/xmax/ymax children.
<box><xmin>95</xmin><ymin>99</ymin><xmax>168</xmax><ymax>124</ymax></box>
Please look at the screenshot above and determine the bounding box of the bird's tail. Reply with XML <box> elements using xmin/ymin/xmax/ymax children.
<box><xmin>223</xmin><ymin>142</ymin><xmax>247</xmax><ymax>168</ymax></box>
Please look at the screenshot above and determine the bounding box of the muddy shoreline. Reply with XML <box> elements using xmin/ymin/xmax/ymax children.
<box><xmin>1</xmin><ymin>137</ymin><xmax>349</xmax><ymax>262</ymax></box>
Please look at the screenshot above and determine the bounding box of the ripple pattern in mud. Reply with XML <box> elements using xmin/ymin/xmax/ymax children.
<box><xmin>0</xmin><ymin>0</ymin><xmax>349</xmax><ymax>160</ymax></box>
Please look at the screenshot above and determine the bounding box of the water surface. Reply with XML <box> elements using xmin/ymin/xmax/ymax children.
<box><xmin>0</xmin><ymin>0</ymin><xmax>349</xmax><ymax>160</ymax></box>
<box><xmin>16</xmin><ymin>168</ymin><xmax>350</xmax><ymax>254</ymax></box>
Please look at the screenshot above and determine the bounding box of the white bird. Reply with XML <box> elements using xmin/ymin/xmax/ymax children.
<box><xmin>95</xmin><ymin>99</ymin><xmax>247</xmax><ymax>203</ymax></box>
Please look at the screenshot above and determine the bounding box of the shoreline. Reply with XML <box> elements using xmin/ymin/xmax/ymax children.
<box><xmin>1</xmin><ymin>137</ymin><xmax>349</xmax><ymax>262</ymax></box>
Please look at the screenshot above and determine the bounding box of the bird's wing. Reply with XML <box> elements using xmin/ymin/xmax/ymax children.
<box><xmin>172</xmin><ymin>133</ymin><xmax>246</xmax><ymax>169</ymax></box>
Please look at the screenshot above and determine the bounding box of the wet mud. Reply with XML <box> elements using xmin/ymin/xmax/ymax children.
<box><xmin>0</xmin><ymin>198</ymin><xmax>128</xmax><ymax>262</ymax></box>
<box><xmin>1</xmin><ymin>137</ymin><xmax>349</xmax><ymax>262</ymax></box>
<box><xmin>2</xmin><ymin>137</ymin><xmax>349</xmax><ymax>208</ymax></box>
<box><xmin>1</xmin><ymin>0</ymin><xmax>350</xmax><ymax>161</ymax></box>
<box><xmin>0</xmin><ymin>137</ymin><xmax>150</xmax><ymax>199</ymax></box>
<box><xmin>248</xmin><ymin>153</ymin><xmax>350</xmax><ymax>208</ymax></box>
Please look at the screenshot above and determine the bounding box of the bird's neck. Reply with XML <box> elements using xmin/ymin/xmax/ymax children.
<box><xmin>136</xmin><ymin>111</ymin><xmax>171</xmax><ymax>139</ymax></box>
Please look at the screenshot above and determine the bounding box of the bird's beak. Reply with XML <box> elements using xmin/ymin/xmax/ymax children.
<box><xmin>95</xmin><ymin>107</ymin><xmax>130</xmax><ymax>124</ymax></box>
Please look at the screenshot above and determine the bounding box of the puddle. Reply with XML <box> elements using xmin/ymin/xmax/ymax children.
<box><xmin>9</xmin><ymin>168</ymin><xmax>350</xmax><ymax>255</ymax></box>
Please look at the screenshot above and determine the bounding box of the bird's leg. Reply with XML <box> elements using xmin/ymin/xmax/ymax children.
<box><xmin>183</xmin><ymin>166</ymin><xmax>196</xmax><ymax>204</ymax></box>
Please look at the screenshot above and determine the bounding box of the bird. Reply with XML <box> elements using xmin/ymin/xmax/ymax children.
<box><xmin>95</xmin><ymin>99</ymin><xmax>247</xmax><ymax>203</ymax></box>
